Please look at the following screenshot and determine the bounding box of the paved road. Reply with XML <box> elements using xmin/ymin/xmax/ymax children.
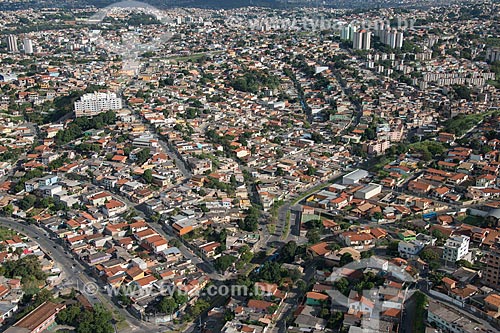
<box><xmin>0</xmin><ymin>217</ymin><xmax>154</xmax><ymax>333</ymax></box>
<box><xmin>98</xmin><ymin>182</ymin><xmax>219</xmax><ymax>279</ymax></box>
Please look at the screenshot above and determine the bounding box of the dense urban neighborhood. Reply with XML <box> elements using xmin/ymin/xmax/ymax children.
<box><xmin>0</xmin><ymin>1</ymin><xmax>499</xmax><ymax>333</ymax></box>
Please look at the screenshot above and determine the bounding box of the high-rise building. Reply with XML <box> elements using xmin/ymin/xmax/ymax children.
<box><xmin>340</xmin><ymin>24</ymin><xmax>357</xmax><ymax>41</ymax></box>
<box><xmin>74</xmin><ymin>92</ymin><xmax>122</xmax><ymax>118</ymax></box>
<box><xmin>353</xmin><ymin>30</ymin><xmax>371</xmax><ymax>50</ymax></box>
<box><xmin>487</xmin><ymin>48</ymin><xmax>500</xmax><ymax>62</ymax></box>
<box><xmin>23</xmin><ymin>38</ymin><xmax>33</xmax><ymax>54</ymax></box>
<box><xmin>7</xmin><ymin>35</ymin><xmax>18</xmax><ymax>52</ymax></box>
<box><xmin>395</xmin><ymin>31</ymin><xmax>404</xmax><ymax>49</ymax></box>
<box><xmin>483</xmin><ymin>248</ymin><xmax>500</xmax><ymax>288</ymax></box>
<box><xmin>376</xmin><ymin>28</ymin><xmax>404</xmax><ymax>49</ymax></box>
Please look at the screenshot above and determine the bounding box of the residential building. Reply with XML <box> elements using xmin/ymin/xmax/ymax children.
<box><xmin>7</xmin><ymin>35</ymin><xmax>18</xmax><ymax>52</ymax></box>
<box><xmin>443</xmin><ymin>235</ymin><xmax>470</xmax><ymax>263</ymax></box>
<box><xmin>353</xmin><ymin>30</ymin><xmax>371</xmax><ymax>50</ymax></box>
<box><xmin>483</xmin><ymin>248</ymin><xmax>500</xmax><ymax>288</ymax></box>
<box><xmin>398</xmin><ymin>240</ymin><xmax>425</xmax><ymax>259</ymax></box>
<box><xmin>23</xmin><ymin>38</ymin><xmax>33</xmax><ymax>54</ymax></box>
<box><xmin>74</xmin><ymin>92</ymin><xmax>122</xmax><ymax>118</ymax></box>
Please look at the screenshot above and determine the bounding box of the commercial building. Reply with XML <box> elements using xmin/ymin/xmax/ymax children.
<box><xmin>342</xmin><ymin>169</ymin><xmax>369</xmax><ymax>185</ymax></box>
<box><xmin>5</xmin><ymin>301</ymin><xmax>66</xmax><ymax>333</ymax></box>
<box><xmin>442</xmin><ymin>235</ymin><xmax>470</xmax><ymax>263</ymax></box>
<box><xmin>74</xmin><ymin>92</ymin><xmax>122</xmax><ymax>118</ymax></box>
<box><xmin>427</xmin><ymin>299</ymin><xmax>489</xmax><ymax>333</ymax></box>
<box><xmin>354</xmin><ymin>183</ymin><xmax>382</xmax><ymax>200</ymax></box>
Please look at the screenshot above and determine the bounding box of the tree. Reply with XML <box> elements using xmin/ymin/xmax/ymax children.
<box><xmin>296</xmin><ymin>279</ymin><xmax>307</xmax><ymax>291</ymax></box>
<box><xmin>238</xmin><ymin>206</ymin><xmax>260</xmax><ymax>232</ymax></box>
<box><xmin>387</xmin><ymin>241</ymin><xmax>400</xmax><ymax>255</ymax></box>
<box><xmin>3</xmin><ymin>255</ymin><xmax>47</xmax><ymax>283</ymax></box>
<box><xmin>419</xmin><ymin>248</ymin><xmax>439</xmax><ymax>262</ymax></box>
<box><xmin>214</xmin><ymin>255</ymin><xmax>236</xmax><ymax>272</ymax></box>
<box><xmin>334</xmin><ymin>277</ymin><xmax>350</xmax><ymax>295</ymax></box>
<box><xmin>157</xmin><ymin>296</ymin><xmax>177</xmax><ymax>314</ymax></box>
<box><xmin>432</xmin><ymin>229</ymin><xmax>446</xmax><ymax>241</ymax></box>
<box><xmin>1</xmin><ymin>204</ymin><xmax>14</xmax><ymax>216</ymax></box>
<box><xmin>280</xmin><ymin>241</ymin><xmax>297</xmax><ymax>263</ymax></box>
<box><xmin>339</xmin><ymin>253</ymin><xmax>354</xmax><ymax>266</ymax></box>
<box><xmin>456</xmin><ymin>259</ymin><xmax>473</xmax><ymax>268</ymax></box>
<box><xmin>361</xmin><ymin>250</ymin><xmax>374</xmax><ymax>259</ymax></box>
<box><xmin>306</xmin><ymin>229</ymin><xmax>321</xmax><ymax>244</ymax></box>
<box><xmin>135</xmin><ymin>148</ymin><xmax>150</xmax><ymax>165</ymax></box>
<box><xmin>143</xmin><ymin>169</ymin><xmax>153</xmax><ymax>183</ymax></box>
<box><xmin>18</xmin><ymin>195</ymin><xmax>36</xmax><ymax>211</ymax></box>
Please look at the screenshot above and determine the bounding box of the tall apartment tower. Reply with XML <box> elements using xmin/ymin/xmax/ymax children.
<box><xmin>483</xmin><ymin>248</ymin><xmax>500</xmax><ymax>288</ymax></box>
<box><xmin>23</xmin><ymin>38</ymin><xmax>33</xmax><ymax>54</ymax></box>
<box><xmin>353</xmin><ymin>30</ymin><xmax>371</xmax><ymax>50</ymax></box>
<box><xmin>395</xmin><ymin>31</ymin><xmax>404</xmax><ymax>49</ymax></box>
<box><xmin>341</xmin><ymin>24</ymin><xmax>357</xmax><ymax>41</ymax></box>
<box><xmin>7</xmin><ymin>35</ymin><xmax>18</xmax><ymax>52</ymax></box>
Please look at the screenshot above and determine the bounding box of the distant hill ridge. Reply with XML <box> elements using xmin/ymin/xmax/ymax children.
<box><xmin>0</xmin><ymin>0</ymin><xmax>475</xmax><ymax>11</ymax></box>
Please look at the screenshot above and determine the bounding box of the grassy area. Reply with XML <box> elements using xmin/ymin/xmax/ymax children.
<box><xmin>461</xmin><ymin>215</ymin><xmax>485</xmax><ymax>227</ymax></box>
<box><xmin>114</xmin><ymin>316</ymin><xmax>129</xmax><ymax>331</ymax></box>
<box><xmin>280</xmin><ymin>173</ymin><xmax>344</xmax><ymax>240</ymax></box>
<box><xmin>281</xmin><ymin>211</ymin><xmax>291</xmax><ymax>240</ymax></box>
<box><xmin>0</xmin><ymin>227</ymin><xmax>18</xmax><ymax>241</ymax></box>
<box><xmin>413</xmin><ymin>291</ymin><xmax>428</xmax><ymax>333</ymax></box>
<box><xmin>267</xmin><ymin>224</ymin><xmax>276</xmax><ymax>234</ymax></box>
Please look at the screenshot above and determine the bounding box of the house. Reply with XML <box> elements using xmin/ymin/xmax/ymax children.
<box><xmin>476</xmin><ymin>174</ymin><xmax>496</xmax><ymax>187</ymax></box>
<box><xmin>199</xmin><ymin>241</ymin><xmax>221</xmax><ymax>257</ymax></box>
<box><xmin>308</xmin><ymin>242</ymin><xmax>332</xmax><ymax>257</ymax></box>
<box><xmin>142</xmin><ymin>235</ymin><xmax>169</xmax><ymax>253</ymax></box>
<box><xmin>0</xmin><ymin>303</ymin><xmax>18</xmax><ymax>324</ymax></box>
<box><xmin>347</xmin><ymin>291</ymin><xmax>375</xmax><ymax>317</ymax></box>
<box><xmin>102</xmin><ymin>199</ymin><xmax>127</xmax><ymax>217</ymax></box>
<box><xmin>87</xmin><ymin>191</ymin><xmax>112</xmax><ymax>206</ymax></box>
<box><xmin>305</xmin><ymin>291</ymin><xmax>329</xmax><ymax>306</ymax></box>
<box><xmin>484</xmin><ymin>293</ymin><xmax>500</xmax><ymax>318</ymax></box>
<box><xmin>408</xmin><ymin>180</ymin><xmax>432</xmax><ymax>194</ymax></box>
<box><xmin>247</xmin><ymin>299</ymin><xmax>276</xmax><ymax>314</ymax></box>
<box><xmin>340</xmin><ymin>231</ymin><xmax>375</xmax><ymax>249</ymax></box>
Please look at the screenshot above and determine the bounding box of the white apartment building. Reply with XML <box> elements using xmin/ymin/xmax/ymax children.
<box><xmin>443</xmin><ymin>235</ymin><xmax>470</xmax><ymax>263</ymax></box>
<box><xmin>23</xmin><ymin>38</ymin><xmax>33</xmax><ymax>54</ymax></box>
<box><xmin>74</xmin><ymin>92</ymin><xmax>122</xmax><ymax>118</ymax></box>
<box><xmin>398</xmin><ymin>240</ymin><xmax>425</xmax><ymax>259</ymax></box>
